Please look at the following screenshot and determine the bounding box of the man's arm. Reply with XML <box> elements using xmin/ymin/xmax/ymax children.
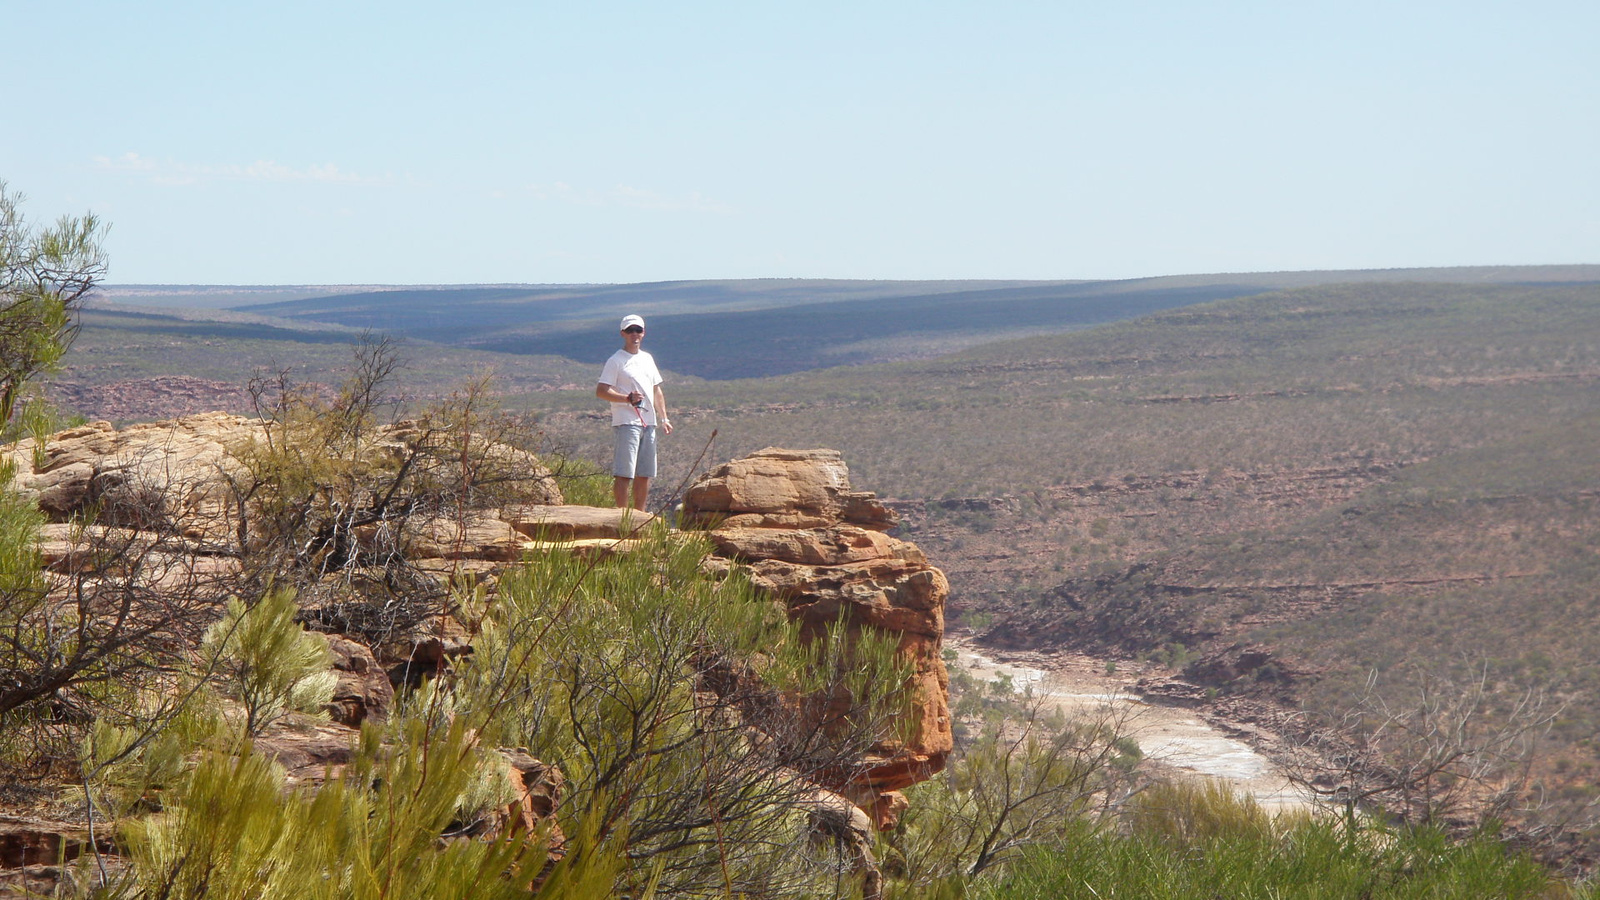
<box><xmin>597</xmin><ymin>382</ymin><xmax>643</xmax><ymax>405</ymax></box>
<box><xmin>653</xmin><ymin>384</ymin><xmax>672</xmax><ymax>435</ymax></box>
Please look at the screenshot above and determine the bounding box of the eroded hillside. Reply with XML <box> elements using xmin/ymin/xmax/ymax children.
<box><xmin>530</xmin><ymin>281</ymin><xmax>1600</xmax><ymax>825</ymax></box>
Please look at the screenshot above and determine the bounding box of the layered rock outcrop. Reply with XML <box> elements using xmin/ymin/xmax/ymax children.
<box><xmin>3</xmin><ymin>412</ymin><xmax>262</xmax><ymax>543</ymax></box>
<box><xmin>5</xmin><ymin>418</ymin><xmax>948</xmax><ymax>874</ymax></box>
<box><xmin>4</xmin><ymin>412</ymin><xmax>572</xmax><ymax>684</ymax></box>
<box><xmin>2</xmin><ymin>412</ymin><xmax>566</xmax><ymax>539</ymax></box>
<box><xmin>684</xmin><ymin>447</ymin><xmax>952</xmax><ymax>820</ymax></box>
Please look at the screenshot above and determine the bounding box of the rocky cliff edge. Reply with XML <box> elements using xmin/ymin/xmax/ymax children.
<box><xmin>683</xmin><ymin>447</ymin><xmax>953</xmax><ymax>824</ymax></box>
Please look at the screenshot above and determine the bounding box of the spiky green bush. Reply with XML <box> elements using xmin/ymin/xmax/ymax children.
<box><xmin>109</xmin><ymin>718</ymin><xmax>617</xmax><ymax>900</ymax></box>
<box><xmin>200</xmin><ymin>590</ymin><xmax>336</xmax><ymax>735</ymax></box>
<box><xmin>1126</xmin><ymin>778</ymin><xmax>1281</xmax><ymax>847</ymax></box>
<box><xmin>0</xmin><ymin>461</ymin><xmax>42</xmax><ymax>595</ymax></box>
<box><xmin>538</xmin><ymin>452</ymin><xmax>614</xmax><ymax>508</ymax></box>
<box><xmin>82</xmin><ymin>701</ymin><xmax>225</xmax><ymax>819</ymax></box>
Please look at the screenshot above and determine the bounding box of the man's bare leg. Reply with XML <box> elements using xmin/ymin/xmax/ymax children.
<box><xmin>631</xmin><ymin>476</ymin><xmax>651</xmax><ymax>511</ymax></box>
<box><xmin>613</xmin><ymin>476</ymin><xmax>631</xmax><ymax>509</ymax></box>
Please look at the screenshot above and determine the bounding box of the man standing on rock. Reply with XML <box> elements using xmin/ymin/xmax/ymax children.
<box><xmin>596</xmin><ymin>314</ymin><xmax>672</xmax><ymax>510</ymax></box>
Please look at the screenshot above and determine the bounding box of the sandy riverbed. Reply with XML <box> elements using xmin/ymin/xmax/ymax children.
<box><xmin>947</xmin><ymin>636</ymin><xmax>1308</xmax><ymax>811</ymax></box>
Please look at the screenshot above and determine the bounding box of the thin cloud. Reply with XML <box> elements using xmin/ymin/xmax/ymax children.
<box><xmin>609</xmin><ymin>184</ymin><xmax>734</xmax><ymax>214</ymax></box>
<box><xmin>94</xmin><ymin>152</ymin><xmax>393</xmax><ymax>186</ymax></box>
<box><xmin>520</xmin><ymin>181</ymin><xmax>735</xmax><ymax>215</ymax></box>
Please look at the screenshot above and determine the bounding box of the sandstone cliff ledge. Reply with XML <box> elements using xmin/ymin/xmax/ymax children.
<box><xmin>683</xmin><ymin>447</ymin><xmax>953</xmax><ymax>812</ymax></box>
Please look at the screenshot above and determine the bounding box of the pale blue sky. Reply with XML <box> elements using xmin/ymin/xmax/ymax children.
<box><xmin>6</xmin><ymin>1</ymin><xmax>1596</xmax><ymax>284</ymax></box>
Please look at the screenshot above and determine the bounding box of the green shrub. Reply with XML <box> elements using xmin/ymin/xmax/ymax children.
<box><xmin>83</xmin><ymin>703</ymin><xmax>225</xmax><ymax>818</ymax></box>
<box><xmin>200</xmin><ymin>590</ymin><xmax>336</xmax><ymax>735</ymax></box>
<box><xmin>978</xmin><ymin>808</ymin><xmax>1570</xmax><ymax>899</ymax></box>
<box><xmin>540</xmin><ymin>453</ymin><xmax>614</xmax><ymax>507</ymax></box>
<box><xmin>1128</xmin><ymin>779</ymin><xmax>1278</xmax><ymax>847</ymax></box>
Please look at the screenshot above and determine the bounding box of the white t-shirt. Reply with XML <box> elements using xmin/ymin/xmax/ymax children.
<box><xmin>598</xmin><ymin>348</ymin><xmax>664</xmax><ymax>427</ymax></box>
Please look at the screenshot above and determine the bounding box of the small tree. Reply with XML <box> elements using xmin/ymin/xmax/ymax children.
<box><xmin>0</xmin><ymin>180</ymin><xmax>106</xmax><ymax>430</ymax></box>
<box><xmin>885</xmin><ymin>685</ymin><xmax>1144</xmax><ymax>891</ymax></box>
<box><xmin>1281</xmin><ymin>666</ymin><xmax>1558</xmax><ymax>833</ymax></box>
<box><xmin>228</xmin><ymin>335</ymin><xmax>563</xmax><ymax>649</ymax></box>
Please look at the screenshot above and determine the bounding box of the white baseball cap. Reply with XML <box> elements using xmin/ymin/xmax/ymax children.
<box><xmin>620</xmin><ymin>314</ymin><xmax>645</xmax><ymax>331</ymax></box>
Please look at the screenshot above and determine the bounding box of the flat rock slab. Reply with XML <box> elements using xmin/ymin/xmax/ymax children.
<box><xmin>708</xmin><ymin>524</ymin><xmax>902</xmax><ymax>567</ymax></box>
<box><xmin>506</xmin><ymin>505</ymin><xmax>656</xmax><ymax>541</ymax></box>
<box><xmin>254</xmin><ymin>719</ymin><xmax>362</xmax><ymax>789</ymax></box>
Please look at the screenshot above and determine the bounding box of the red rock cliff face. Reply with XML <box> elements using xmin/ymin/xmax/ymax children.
<box><xmin>682</xmin><ymin>447</ymin><xmax>953</xmax><ymax>804</ymax></box>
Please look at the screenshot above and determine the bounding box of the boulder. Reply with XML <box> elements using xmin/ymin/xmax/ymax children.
<box><xmin>375</xmin><ymin>422</ymin><xmax>564</xmax><ymax>509</ymax></box>
<box><xmin>3</xmin><ymin>414</ymin><xmax>262</xmax><ymax>544</ymax></box>
<box><xmin>379</xmin><ymin>614</ymin><xmax>474</xmax><ymax>687</ymax></box>
<box><xmin>3</xmin><ymin>413</ymin><xmax>566</xmax><ymax>557</ymax></box>
<box><xmin>745</xmin><ymin>558</ymin><xmax>947</xmax><ymax>640</ymax></box>
<box><xmin>801</xmin><ymin>786</ymin><xmax>883</xmax><ymax>900</ymax></box>
<box><xmin>497</xmin><ymin>749</ymin><xmax>567</xmax><ymax>847</ymax></box>
<box><xmin>404</xmin><ymin>513</ymin><xmax>524</xmax><ymax>562</ymax></box>
<box><xmin>9</xmin><ymin>411</ymin><xmax>572</xmax><ymax>663</ymax></box>
<box><xmin>683</xmin><ymin>448</ymin><xmax>895</xmax><ymax>531</ymax></box>
<box><xmin>32</xmin><ymin>461</ymin><xmax>94</xmax><ymax>519</ymax></box>
<box><xmin>35</xmin><ymin>523</ymin><xmax>140</xmax><ymax>573</ymax></box>
<box><xmin>34</xmin><ymin>524</ymin><xmax>244</xmax><ymax>598</ymax></box>
<box><xmin>871</xmin><ymin>790</ymin><xmax>910</xmax><ymax>831</ymax></box>
<box><xmin>322</xmin><ymin>635</ymin><xmax>394</xmax><ymax>726</ymax></box>
<box><xmin>706</xmin><ymin>524</ymin><xmax>913</xmax><ymax>567</ymax></box>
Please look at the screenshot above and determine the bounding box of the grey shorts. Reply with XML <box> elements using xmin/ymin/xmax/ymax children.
<box><xmin>612</xmin><ymin>424</ymin><xmax>657</xmax><ymax>479</ymax></box>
